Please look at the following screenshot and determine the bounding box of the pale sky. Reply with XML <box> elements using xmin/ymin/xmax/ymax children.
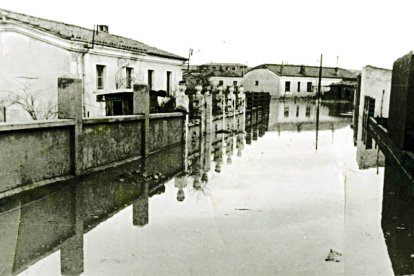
<box><xmin>1</xmin><ymin>0</ymin><xmax>413</xmax><ymax>70</ymax></box>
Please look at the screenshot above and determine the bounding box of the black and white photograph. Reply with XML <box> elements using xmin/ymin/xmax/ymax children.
<box><xmin>0</xmin><ymin>1</ymin><xmax>413</xmax><ymax>275</ymax></box>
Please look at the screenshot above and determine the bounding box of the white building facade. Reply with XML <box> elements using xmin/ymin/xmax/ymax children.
<box><xmin>241</xmin><ymin>64</ymin><xmax>356</xmax><ymax>98</ymax></box>
<box><xmin>0</xmin><ymin>8</ymin><xmax>186</xmax><ymax>121</ymax></box>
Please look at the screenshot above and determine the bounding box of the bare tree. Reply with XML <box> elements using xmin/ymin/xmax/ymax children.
<box><xmin>0</xmin><ymin>84</ymin><xmax>57</xmax><ymax>120</ymax></box>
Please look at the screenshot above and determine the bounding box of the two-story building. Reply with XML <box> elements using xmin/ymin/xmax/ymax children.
<box><xmin>0</xmin><ymin>8</ymin><xmax>187</xmax><ymax>121</ymax></box>
<box><xmin>186</xmin><ymin>63</ymin><xmax>248</xmax><ymax>89</ymax></box>
<box><xmin>241</xmin><ymin>64</ymin><xmax>357</xmax><ymax>98</ymax></box>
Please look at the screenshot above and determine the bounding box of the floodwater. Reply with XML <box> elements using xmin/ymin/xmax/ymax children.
<box><xmin>1</xmin><ymin>99</ymin><xmax>411</xmax><ymax>275</ymax></box>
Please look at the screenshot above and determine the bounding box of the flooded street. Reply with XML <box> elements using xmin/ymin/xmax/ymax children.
<box><xmin>0</xmin><ymin>99</ymin><xmax>400</xmax><ymax>275</ymax></box>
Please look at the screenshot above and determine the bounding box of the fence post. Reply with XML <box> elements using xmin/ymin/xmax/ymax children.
<box><xmin>133</xmin><ymin>84</ymin><xmax>150</xmax><ymax>156</ymax></box>
<box><xmin>58</xmin><ymin>78</ymin><xmax>83</xmax><ymax>175</ymax></box>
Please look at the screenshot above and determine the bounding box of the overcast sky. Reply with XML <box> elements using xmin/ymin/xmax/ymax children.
<box><xmin>1</xmin><ymin>0</ymin><xmax>413</xmax><ymax>70</ymax></box>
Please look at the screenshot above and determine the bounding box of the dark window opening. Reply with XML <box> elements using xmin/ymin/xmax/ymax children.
<box><xmin>167</xmin><ymin>71</ymin><xmax>172</xmax><ymax>94</ymax></box>
<box><xmin>255</xmin><ymin>80</ymin><xmax>259</xmax><ymax>86</ymax></box>
<box><xmin>219</xmin><ymin>80</ymin><xmax>224</xmax><ymax>86</ymax></box>
<box><xmin>297</xmin><ymin>82</ymin><xmax>301</xmax><ymax>92</ymax></box>
<box><xmin>148</xmin><ymin>70</ymin><xmax>154</xmax><ymax>90</ymax></box>
<box><xmin>307</xmin><ymin>82</ymin><xmax>312</xmax><ymax>92</ymax></box>
<box><xmin>296</xmin><ymin>105</ymin><xmax>299</xmax><ymax>117</ymax></box>
<box><xmin>306</xmin><ymin>105</ymin><xmax>311</xmax><ymax>117</ymax></box>
<box><xmin>112</xmin><ymin>100</ymin><xmax>123</xmax><ymax>116</ymax></box>
<box><xmin>233</xmin><ymin>81</ymin><xmax>238</xmax><ymax>86</ymax></box>
<box><xmin>285</xmin><ymin>81</ymin><xmax>291</xmax><ymax>92</ymax></box>
<box><xmin>284</xmin><ymin>106</ymin><xmax>289</xmax><ymax>117</ymax></box>
<box><xmin>96</xmin><ymin>65</ymin><xmax>105</xmax><ymax>89</ymax></box>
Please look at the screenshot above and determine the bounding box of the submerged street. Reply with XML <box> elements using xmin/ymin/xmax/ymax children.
<box><xmin>1</xmin><ymin>99</ymin><xmax>401</xmax><ymax>275</ymax></box>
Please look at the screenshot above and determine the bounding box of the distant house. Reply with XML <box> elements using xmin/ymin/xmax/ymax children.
<box><xmin>0</xmin><ymin>8</ymin><xmax>187</xmax><ymax>121</ymax></box>
<box><xmin>353</xmin><ymin>65</ymin><xmax>392</xmax><ymax>169</ymax></box>
<box><xmin>241</xmin><ymin>64</ymin><xmax>357</xmax><ymax>98</ymax></box>
<box><xmin>186</xmin><ymin>63</ymin><xmax>248</xmax><ymax>89</ymax></box>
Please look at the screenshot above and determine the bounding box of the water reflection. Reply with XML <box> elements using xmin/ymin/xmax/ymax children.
<box><xmin>0</xmin><ymin>145</ymin><xmax>183</xmax><ymax>275</ymax></box>
<box><xmin>381</xmin><ymin>159</ymin><xmax>414</xmax><ymax>275</ymax></box>
<box><xmin>269</xmin><ymin>99</ymin><xmax>353</xmax><ymax>132</ymax></box>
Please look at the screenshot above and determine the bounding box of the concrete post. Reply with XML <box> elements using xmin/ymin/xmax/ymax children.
<box><xmin>388</xmin><ymin>52</ymin><xmax>414</xmax><ymax>151</ymax></box>
<box><xmin>58</xmin><ymin>78</ymin><xmax>83</xmax><ymax>175</ymax></box>
<box><xmin>0</xmin><ymin>106</ymin><xmax>6</xmax><ymax>122</ymax></box>
<box><xmin>133</xmin><ymin>182</ymin><xmax>149</xmax><ymax>226</ymax></box>
<box><xmin>205</xmin><ymin>94</ymin><xmax>213</xmax><ymax>134</ymax></box>
<box><xmin>133</xmin><ymin>84</ymin><xmax>150</xmax><ymax>156</ymax></box>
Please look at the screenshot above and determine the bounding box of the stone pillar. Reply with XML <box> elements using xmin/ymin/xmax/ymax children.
<box><xmin>133</xmin><ymin>182</ymin><xmax>149</xmax><ymax>227</ymax></box>
<box><xmin>388</xmin><ymin>52</ymin><xmax>414</xmax><ymax>151</ymax></box>
<box><xmin>133</xmin><ymin>84</ymin><xmax>150</xmax><ymax>156</ymax></box>
<box><xmin>58</xmin><ymin>78</ymin><xmax>83</xmax><ymax>175</ymax></box>
<box><xmin>0</xmin><ymin>106</ymin><xmax>6</xmax><ymax>122</ymax></box>
<box><xmin>205</xmin><ymin>94</ymin><xmax>213</xmax><ymax>134</ymax></box>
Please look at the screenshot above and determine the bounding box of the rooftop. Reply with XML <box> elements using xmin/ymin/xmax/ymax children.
<box><xmin>0</xmin><ymin>8</ymin><xmax>187</xmax><ymax>61</ymax></box>
<box><xmin>251</xmin><ymin>64</ymin><xmax>358</xmax><ymax>79</ymax></box>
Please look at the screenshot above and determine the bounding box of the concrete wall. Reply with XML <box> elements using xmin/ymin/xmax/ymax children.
<box><xmin>0</xmin><ymin>121</ymin><xmax>74</xmax><ymax>193</ymax></box>
<box><xmin>81</xmin><ymin>118</ymin><xmax>144</xmax><ymax>171</ymax></box>
<box><xmin>0</xmin><ymin>114</ymin><xmax>184</xmax><ymax>196</ymax></box>
<box><xmin>355</xmin><ymin>65</ymin><xmax>391</xmax><ymax>169</ymax></box>
<box><xmin>241</xmin><ymin>69</ymin><xmax>279</xmax><ymax>96</ymax></box>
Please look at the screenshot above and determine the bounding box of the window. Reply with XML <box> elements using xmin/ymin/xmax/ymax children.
<box><xmin>297</xmin><ymin>82</ymin><xmax>301</xmax><ymax>92</ymax></box>
<box><xmin>255</xmin><ymin>80</ymin><xmax>259</xmax><ymax>86</ymax></box>
<box><xmin>96</xmin><ymin>65</ymin><xmax>106</xmax><ymax>89</ymax></box>
<box><xmin>126</xmin><ymin>67</ymin><xmax>133</xmax><ymax>89</ymax></box>
<box><xmin>219</xmin><ymin>80</ymin><xmax>224</xmax><ymax>86</ymax></box>
<box><xmin>307</xmin><ymin>82</ymin><xmax>312</xmax><ymax>92</ymax></box>
<box><xmin>148</xmin><ymin>70</ymin><xmax>154</xmax><ymax>90</ymax></box>
<box><xmin>296</xmin><ymin>105</ymin><xmax>299</xmax><ymax>117</ymax></box>
<box><xmin>306</xmin><ymin>105</ymin><xmax>311</xmax><ymax>117</ymax></box>
<box><xmin>233</xmin><ymin>81</ymin><xmax>238</xmax><ymax>86</ymax></box>
<box><xmin>284</xmin><ymin>106</ymin><xmax>289</xmax><ymax>117</ymax></box>
<box><xmin>285</xmin><ymin>81</ymin><xmax>291</xmax><ymax>92</ymax></box>
<box><xmin>166</xmin><ymin>71</ymin><xmax>172</xmax><ymax>94</ymax></box>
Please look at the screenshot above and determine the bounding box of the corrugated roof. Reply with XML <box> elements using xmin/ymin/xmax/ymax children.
<box><xmin>252</xmin><ymin>64</ymin><xmax>357</xmax><ymax>79</ymax></box>
<box><xmin>0</xmin><ymin>8</ymin><xmax>187</xmax><ymax>61</ymax></box>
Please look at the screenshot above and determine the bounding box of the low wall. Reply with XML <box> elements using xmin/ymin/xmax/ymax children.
<box><xmin>0</xmin><ymin>113</ymin><xmax>184</xmax><ymax>197</ymax></box>
<box><xmin>0</xmin><ymin>120</ymin><xmax>74</xmax><ymax>194</ymax></box>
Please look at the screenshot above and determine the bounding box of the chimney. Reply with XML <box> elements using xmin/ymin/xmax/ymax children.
<box><xmin>97</xmin><ymin>25</ymin><xmax>109</xmax><ymax>33</ymax></box>
<box><xmin>300</xmin><ymin>65</ymin><xmax>305</xmax><ymax>75</ymax></box>
<box><xmin>280</xmin><ymin>62</ymin><xmax>284</xmax><ymax>74</ymax></box>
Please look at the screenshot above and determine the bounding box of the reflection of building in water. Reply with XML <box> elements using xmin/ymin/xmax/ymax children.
<box><xmin>174</xmin><ymin>173</ymin><xmax>188</xmax><ymax>202</ymax></box>
<box><xmin>242</xmin><ymin>64</ymin><xmax>357</xmax><ymax>98</ymax></box>
<box><xmin>226</xmin><ymin>134</ymin><xmax>234</xmax><ymax>164</ymax></box>
<box><xmin>0</xmin><ymin>144</ymin><xmax>183</xmax><ymax>275</ymax></box>
<box><xmin>236</xmin><ymin>132</ymin><xmax>245</xmax><ymax>157</ymax></box>
<box><xmin>381</xmin><ymin>159</ymin><xmax>414</xmax><ymax>275</ymax></box>
<box><xmin>354</xmin><ymin>66</ymin><xmax>392</xmax><ymax>169</ymax></box>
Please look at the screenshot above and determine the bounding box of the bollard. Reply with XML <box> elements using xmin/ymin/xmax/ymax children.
<box><xmin>58</xmin><ymin>78</ymin><xmax>83</xmax><ymax>175</ymax></box>
<box><xmin>133</xmin><ymin>84</ymin><xmax>150</xmax><ymax>156</ymax></box>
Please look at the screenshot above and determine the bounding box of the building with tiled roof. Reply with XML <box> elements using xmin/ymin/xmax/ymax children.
<box><xmin>0</xmin><ymin>8</ymin><xmax>187</xmax><ymax>120</ymax></box>
<box><xmin>241</xmin><ymin>64</ymin><xmax>357</xmax><ymax>98</ymax></box>
<box><xmin>188</xmin><ymin>63</ymin><xmax>248</xmax><ymax>89</ymax></box>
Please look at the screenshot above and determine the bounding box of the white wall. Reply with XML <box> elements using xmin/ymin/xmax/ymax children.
<box><xmin>209</xmin><ymin>76</ymin><xmax>243</xmax><ymax>88</ymax></box>
<box><xmin>241</xmin><ymin>69</ymin><xmax>279</xmax><ymax>96</ymax></box>
<box><xmin>83</xmin><ymin>52</ymin><xmax>183</xmax><ymax>117</ymax></box>
<box><xmin>355</xmin><ymin>65</ymin><xmax>392</xmax><ymax>169</ymax></box>
<box><xmin>278</xmin><ymin>76</ymin><xmax>343</xmax><ymax>97</ymax></box>
<box><xmin>0</xmin><ymin>26</ymin><xmax>184</xmax><ymax>120</ymax></box>
<box><xmin>0</xmin><ymin>31</ymin><xmax>75</xmax><ymax>122</ymax></box>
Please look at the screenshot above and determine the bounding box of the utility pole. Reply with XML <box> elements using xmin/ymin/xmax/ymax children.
<box><xmin>316</xmin><ymin>54</ymin><xmax>323</xmax><ymax>150</ymax></box>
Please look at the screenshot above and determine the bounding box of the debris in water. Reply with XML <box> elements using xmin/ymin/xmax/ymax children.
<box><xmin>325</xmin><ymin>249</ymin><xmax>342</xmax><ymax>262</ymax></box>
